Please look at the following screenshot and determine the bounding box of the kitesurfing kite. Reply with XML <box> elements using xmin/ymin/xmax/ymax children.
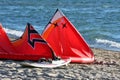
<box><xmin>0</xmin><ymin>23</ymin><xmax>57</xmax><ymax>60</ymax></box>
<box><xmin>42</xmin><ymin>9</ymin><xmax>94</xmax><ymax>63</ymax></box>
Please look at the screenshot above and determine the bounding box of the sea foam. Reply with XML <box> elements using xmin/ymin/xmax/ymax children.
<box><xmin>96</xmin><ymin>39</ymin><xmax>120</xmax><ymax>48</ymax></box>
<box><xmin>4</xmin><ymin>28</ymin><xmax>23</xmax><ymax>37</ymax></box>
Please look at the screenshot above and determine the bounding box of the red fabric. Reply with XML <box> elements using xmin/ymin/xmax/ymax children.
<box><xmin>0</xmin><ymin>23</ymin><xmax>54</xmax><ymax>60</ymax></box>
<box><xmin>42</xmin><ymin>10</ymin><xmax>94</xmax><ymax>63</ymax></box>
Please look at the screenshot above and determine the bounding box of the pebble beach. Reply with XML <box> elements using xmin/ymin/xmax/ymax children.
<box><xmin>0</xmin><ymin>48</ymin><xmax>119</xmax><ymax>80</ymax></box>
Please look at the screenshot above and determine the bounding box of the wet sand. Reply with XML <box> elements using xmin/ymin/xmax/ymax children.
<box><xmin>0</xmin><ymin>48</ymin><xmax>120</xmax><ymax>80</ymax></box>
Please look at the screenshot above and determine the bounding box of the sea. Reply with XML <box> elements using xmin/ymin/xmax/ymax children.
<box><xmin>0</xmin><ymin>0</ymin><xmax>120</xmax><ymax>51</ymax></box>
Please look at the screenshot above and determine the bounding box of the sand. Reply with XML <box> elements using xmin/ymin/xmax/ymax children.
<box><xmin>0</xmin><ymin>48</ymin><xmax>120</xmax><ymax>80</ymax></box>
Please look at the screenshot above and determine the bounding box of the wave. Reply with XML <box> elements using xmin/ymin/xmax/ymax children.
<box><xmin>96</xmin><ymin>39</ymin><xmax>120</xmax><ymax>48</ymax></box>
<box><xmin>4</xmin><ymin>28</ymin><xmax>23</xmax><ymax>37</ymax></box>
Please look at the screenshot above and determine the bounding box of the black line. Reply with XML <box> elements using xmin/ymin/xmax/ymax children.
<box><xmin>27</xmin><ymin>23</ymin><xmax>58</xmax><ymax>60</ymax></box>
<box><xmin>27</xmin><ymin>23</ymin><xmax>47</xmax><ymax>48</ymax></box>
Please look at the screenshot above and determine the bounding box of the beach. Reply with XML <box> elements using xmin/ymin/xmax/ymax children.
<box><xmin>0</xmin><ymin>0</ymin><xmax>120</xmax><ymax>79</ymax></box>
<box><xmin>0</xmin><ymin>48</ymin><xmax>119</xmax><ymax>80</ymax></box>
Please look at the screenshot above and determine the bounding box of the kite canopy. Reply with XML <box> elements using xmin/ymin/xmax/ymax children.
<box><xmin>42</xmin><ymin>9</ymin><xmax>94</xmax><ymax>63</ymax></box>
<box><xmin>0</xmin><ymin>23</ymin><xmax>57</xmax><ymax>60</ymax></box>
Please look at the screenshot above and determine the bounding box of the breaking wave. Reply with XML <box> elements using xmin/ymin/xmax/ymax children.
<box><xmin>96</xmin><ymin>39</ymin><xmax>120</xmax><ymax>48</ymax></box>
<box><xmin>4</xmin><ymin>28</ymin><xmax>23</xmax><ymax>37</ymax></box>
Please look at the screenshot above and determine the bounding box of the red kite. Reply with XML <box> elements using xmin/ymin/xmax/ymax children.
<box><xmin>42</xmin><ymin>9</ymin><xmax>94</xmax><ymax>63</ymax></box>
<box><xmin>0</xmin><ymin>23</ymin><xmax>57</xmax><ymax>60</ymax></box>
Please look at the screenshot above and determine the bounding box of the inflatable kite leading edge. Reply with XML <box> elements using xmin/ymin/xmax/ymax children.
<box><xmin>42</xmin><ymin>9</ymin><xmax>94</xmax><ymax>63</ymax></box>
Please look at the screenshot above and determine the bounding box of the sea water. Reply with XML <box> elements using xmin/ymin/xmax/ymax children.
<box><xmin>0</xmin><ymin>0</ymin><xmax>120</xmax><ymax>51</ymax></box>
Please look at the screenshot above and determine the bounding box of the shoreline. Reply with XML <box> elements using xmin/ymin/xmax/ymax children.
<box><xmin>0</xmin><ymin>48</ymin><xmax>119</xmax><ymax>80</ymax></box>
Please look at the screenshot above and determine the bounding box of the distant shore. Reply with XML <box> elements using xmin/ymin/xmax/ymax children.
<box><xmin>0</xmin><ymin>48</ymin><xmax>119</xmax><ymax>80</ymax></box>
